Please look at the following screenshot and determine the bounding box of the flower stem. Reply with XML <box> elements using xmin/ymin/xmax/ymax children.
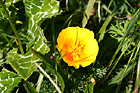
<box><xmin>35</xmin><ymin>63</ymin><xmax>62</xmax><ymax>93</ymax></box>
<box><xmin>0</xmin><ymin>0</ymin><xmax>24</xmax><ymax>55</ymax></box>
<box><xmin>51</xmin><ymin>18</ymin><xmax>58</xmax><ymax>84</ymax></box>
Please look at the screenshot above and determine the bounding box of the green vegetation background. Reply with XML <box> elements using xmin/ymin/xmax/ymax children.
<box><xmin>0</xmin><ymin>0</ymin><xmax>140</xmax><ymax>93</ymax></box>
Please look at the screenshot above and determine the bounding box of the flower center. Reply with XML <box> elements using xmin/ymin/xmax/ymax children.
<box><xmin>71</xmin><ymin>41</ymin><xmax>85</xmax><ymax>60</ymax></box>
<box><xmin>63</xmin><ymin>41</ymin><xmax>85</xmax><ymax>61</ymax></box>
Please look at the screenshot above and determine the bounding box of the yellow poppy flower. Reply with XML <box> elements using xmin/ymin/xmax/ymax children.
<box><xmin>56</xmin><ymin>27</ymin><xmax>99</xmax><ymax>69</ymax></box>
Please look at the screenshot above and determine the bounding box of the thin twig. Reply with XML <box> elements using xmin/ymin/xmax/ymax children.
<box><xmin>114</xmin><ymin>16</ymin><xmax>128</xmax><ymax>19</ymax></box>
<box><xmin>35</xmin><ymin>63</ymin><xmax>62</xmax><ymax>93</ymax></box>
<box><xmin>66</xmin><ymin>0</ymin><xmax>68</xmax><ymax>11</ymax></box>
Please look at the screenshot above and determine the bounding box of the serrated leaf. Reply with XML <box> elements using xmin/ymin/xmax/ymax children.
<box><xmin>0</xmin><ymin>69</ymin><xmax>22</xmax><ymax>93</ymax></box>
<box><xmin>7</xmin><ymin>44</ymin><xmax>49</xmax><ymax>80</ymax></box>
<box><xmin>6</xmin><ymin>0</ymin><xmax>61</xmax><ymax>80</ymax></box>
<box><xmin>7</xmin><ymin>48</ymin><xmax>38</xmax><ymax>80</ymax></box>
<box><xmin>109</xmin><ymin>24</ymin><xmax>124</xmax><ymax>37</ymax></box>
<box><xmin>24</xmin><ymin>0</ymin><xmax>61</xmax><ymax>54</ymax></box>
<box><xmin>24</xmin><ymin>0</ymin><xmax>61</xmax><ymax>39</ymax></box>
<box><xmin>6</xmin><ymin>28</ymin><xmax>50</xmax><ymax>80</ymax></box>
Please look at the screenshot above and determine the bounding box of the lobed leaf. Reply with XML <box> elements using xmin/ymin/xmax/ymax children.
<box><xmin>7</xmin><ymin>48</ymin><xmax>41</xmax><ymax>80</ymax></box>
<box><xmin>0</xmin><ymin>69</ymin><xmax>22</xmax><ymax>93</ymax></box>
<box><xmin>24</xmin><ymin>0</ymin><xmax>61</xmax><ymax>40</ymax></box>
<box><xmin>6</xmin><ymin>0</ymin><xmax>61</xmax><ymax>80</ymax></box>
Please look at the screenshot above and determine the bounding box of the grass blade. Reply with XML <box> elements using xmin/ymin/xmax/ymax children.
<box><xmin>105</xmin><ymin>0</ymin><xmax>114</xmax><ymax>14</ymax></box>
<box><xmin>30</xmin><ymin>48</ymin><xmax>74</xmax><ymax>92</ymax></box>
<box><xmin>108</xmin><ymin>62</ymin><xmax>136</xmax><ymax>85</ymax></box>
<box><xmin>107</xmin><ymin>9</ymin><xmax>139</xmax><ymax>70</ymax></box>
<box><xmin>118</xmin><ymin>9</ymin><xmax>139</xmax><ymax>48</ymax></box>
<box><xmin>134</xmin><ymin>41</ymin><xmax>140</xmax><ymax>93</ymax></box>
<box><xmin>104</xmin><ymin>40</ymin><xmax>132</xmax><ymax>82</ymax></box>
<box><xmin>98</xmin><ymin>13</ymin><xmax>116</xmax><ymax>42</ymax></box>
<box><xmin>82</xmin><ymin>0</ymin><xmax>96</xmax><ymax>28</ymax></box>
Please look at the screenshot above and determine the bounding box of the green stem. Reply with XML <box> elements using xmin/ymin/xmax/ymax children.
<box><xmin>116</xmin><ymin>46</ymin><xmax>136</xmax><ymax>92</ymax></box>
<box><xmin>134</xmin><ymin>41</ymin><xmax>140</xmax><ymax>93</ymax></box>
<box><xmin>104</xmin><ymin>40</ymin><xmax>132</xmax><ymax>82</ymax></box>
<box><xmin>134</xmin><ymin>54</ymin><xmax>140</xmax><ymax>93</ymax></box>
<box><xmin>3</xmin><ymin>35</ymin><xmax>12</xmax><ymax>46</ymax></box>
<box><xmin>0</xmin><ymin>0</ymin><xmax>24</xmax><ymax>55</ymax></box>
<box><xmin>35</xmin><ymin>63</ymin><xmax>62</xmax><ymax>93</ymax></box>
<box><xmin>51</xmin><ymin>18</ymin><xmax>57</xmax><ymax>84</ymax></box>
<box><xmin>36</xmin><ymin>73</ymin><xmax>44</xmax><ymax>92</ymax></box>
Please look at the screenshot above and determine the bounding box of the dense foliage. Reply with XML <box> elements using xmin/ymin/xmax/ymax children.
<box><xmin>0</xmin><ymin>0</ymin><xmax>140</xmax><ymax>93</ymax></box>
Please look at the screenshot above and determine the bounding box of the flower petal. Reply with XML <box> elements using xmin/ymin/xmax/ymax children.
<box><xmin>57</xmin><ymin>27</ymin><xmax>78</xmax><ymax>52</ymax></box>
<box><xmin>56</xmin><ymin>27</ymin><xmax>99</xmax><ymax>69</ymax></box>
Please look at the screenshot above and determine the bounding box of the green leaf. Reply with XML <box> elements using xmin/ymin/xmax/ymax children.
<box><xmin>88</xmin><ymin>83</ymin><xmax>95</xmax><ymax>93</ymax></box>
<box><xmin>7</xmin><ymin>48</ymin><xmax>41</xmax><ymax>80</ymax></box>
<box><xmin>118</xmin><ymin>9</ymin><xmax>139</xmax><ymax>48</ymax></box>
<box><xmin>24</xmin><ymin>81</ymin><xmax>38</xmax><ymax>93</ymax></box>
<box><xmin>84</xmin><ymin>75</ymin><xmax>95</xmax><ymax>93</ymax></box>
<box><xmin>6</xmin><ymin>0</ymin><xmax>61</xmax><ymax>80</ymax></box>
<box><xmin>0</xmin><ymin>69</ymin><xmax>22</xmax><ymax>93</ymax></box>
<box><xmin>24</xmin><ymin>0</ymin><xmax>61</xmax><ymax>40</ymax></box>
<box><xmin>105</xmin><ymin>0</ymin><xmax>114</xmax><ymax>14</ymax></box>
<box><xmin>105</xmin><ymin>40</ymin><xmax>132</xmax><ymax>81</ymax></box>
<box><xmin>104</xmin><ymin>9</ymin><xmax>140</xmax><ymax>81</ymax></box>
<box><xmin>98</xmin><ymin>13</ymin><xmax>116</xmax><ymax>42</ymax></box>
<box><xmin>0</xmin><ymin>7</ymin><xmax>6</xmax><ymax>19</ymax></box>
<box><xmin>0</xmin><ymin>50</ymin><xmax>4</xmax><ymax>66</ymax></box>
<box><xmin>0</xmin><ymin>0</ymin><xmax>21</xmax><ymax>19</ymax></box>
<box><xmin>108</xmin><ymin>62</ymin><xmax>136</xmax><ymax>85</ymax></box>
<box><xmin>108</xmin><ymin>20</ymin><xmax>130</xmax><ymax>42</ymax></box>
<box><xmin>109</xmin><ymin>24</ymin><xmax>124</xmax><ymax>37</ymax></box>
<box><xmin>6</xmin><ymin>35</ymin><xmax>49</xmax><ymax>80</ymax></box>
<box><xmin>4</xmin><ymin>0</ymin><xmax>22</xmax><ymax>7</ymax></box>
